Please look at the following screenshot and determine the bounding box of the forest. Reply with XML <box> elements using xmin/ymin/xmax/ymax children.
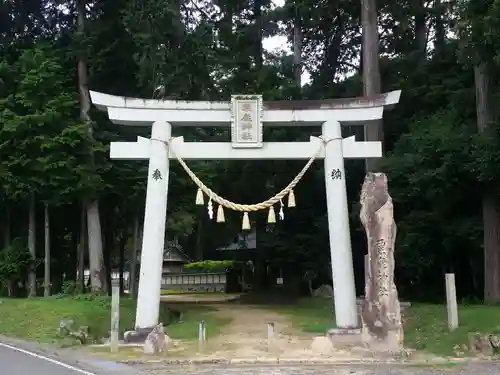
<box><xmin>1</xmin><ymin>0</ymin><xmax>500</xmax><ymax>304</ymax></box>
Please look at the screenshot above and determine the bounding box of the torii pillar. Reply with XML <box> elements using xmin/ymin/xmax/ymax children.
<box><xmin>90</xmin><ymin>91</ymin><xmax>401</xmax><ymax>340</ymax></box>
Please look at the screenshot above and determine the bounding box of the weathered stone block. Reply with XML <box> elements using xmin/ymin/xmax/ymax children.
<box><xmin>468</xmin><ymin>332</ymin><xmax>500</xmax><ymax>356</ymax></box>
<box><xmin>359</xmin><ymin>172</ymin><xmax>404</xmax><ymax>351</ymax></box>
<box><xmin>143</xmin><ymin>323</ymin><xmax>169</xmax><ymax>355</ymax></box>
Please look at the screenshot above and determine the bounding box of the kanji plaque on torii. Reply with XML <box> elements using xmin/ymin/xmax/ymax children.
<box><xmin>231</xmin><ymin>95</ymin><xmax>263</xmax><ymax>148</ymax></box>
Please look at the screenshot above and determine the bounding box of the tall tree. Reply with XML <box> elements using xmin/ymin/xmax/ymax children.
<box><xmin>76</xmin><ymin>0</ymin><xmax>107</xmax><ymax>293</ymax></box>
<box><xmin>474</xmin><ymin>62</ymin><xmax>500</xmax><ymax>302</ymax></box>
<box><xmin>361</xmin><ymin>0</ymin><xmax>383</xmax><ymax>171</ymax></box>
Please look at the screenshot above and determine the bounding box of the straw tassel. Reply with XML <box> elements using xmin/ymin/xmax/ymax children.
<box><xmin>288</xmin><ymin>189</ymin><xmax>296</xmax><ymax>208</ymax></box>
<box><xmin>242</xmin><ymin>212</ymin><xmax>250</xmax><ymax>230</ymax></box>
<box><xmin>267</xmin><ymin>206</ymin><xmax>276</xmax><ymax>223</ymax></box>
<box><xmin>217</xmin><ymin>205</ymin><xmax>225</xmax><ymax>223</ymax></box>
<box><xmin>195</xmin><ymin>188</ymin><xmax>204</xmax><ymax>205</ymax></box>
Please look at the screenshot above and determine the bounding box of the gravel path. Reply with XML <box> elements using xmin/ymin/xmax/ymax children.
<box><xmin>134</xmin><ymin>362</ymin><xmax>500</xmax><ymax>375</ymax></box>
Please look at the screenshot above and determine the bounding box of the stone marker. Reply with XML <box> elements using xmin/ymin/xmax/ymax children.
<box><xmin>445</xmin><ymin>273</ymin><xmax>458</xmax><ymax>331</ymax></box>
<box><xmin>143</xmin><ymin>323</ymin><xmax>167</xmax><ymax>355</ymax></box>
<box><xmin>198</xmin><ymin>320</ymin><xmax>206</xmax><ymax>351</ymax></box>
<box><xmin>267</xmin><ymin>322</ymin><xmax>275</xmax><ymax>351</ymax></box>
<box><xmin>359</xmin><ymin>172</ymin><xmax>404</xmax><ymax>351</ymax></box>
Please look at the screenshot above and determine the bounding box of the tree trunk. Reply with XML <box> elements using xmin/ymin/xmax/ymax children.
<box><xmin>130</xmin><ymin>215</ymin><xmax>140</xmax><ymax>299</ymax></box>
<box><xmin>3</xmin><ymin>204</ymin><xmax>10</xmax><ymax>249</ymax></box>
<box><xmin>77</xmin><ymin>201</ymin><xmax>86</xmax><ymax>292</ymax></box>
<box><xmin>254</xmin><ymin>0</ymin><xmax>263</xmax><ymax>70</ymax></box>
<box><xmin>474</xmin><ymin>62</ymin><xmax>500</xmax><ymax>303</ymax></box>
<box><xmin>28</xmin><ymin>193</ymin><xmax>37</xmax><ymax>297</ymax></box>
<box><xmin>292</xmin><ymin>5</ymin><xmax>302</xmax><ymax>95</ymax></box>
<box><xmin>4</xmin><ymin>205</ymin><xmax>12</xmax><ymax>297</ymax></box>
<box><xmin>414</xmin><ymin>0</ymin><xmax>427</xmax><ymax>58</ymax></box>
<box><xmin>77</xmin><ymin>0</ymin><xmax>107</xmax><ymax>294</ymax></box>
<box><xmin>44</xmin><ymin>202</ymin><xmax>51</xmax><ymax>297</ymax></box>
<box><xmin>87</xmin><ymin>201</ymin><xmax>107</xmax><ymax>292</ymax></box>
<box><xmin>119</xmin><ymin>233</ymin><xmax>127</xmax><ymax>295</ymax></box>
<box><xmin>361</xmin><ymin>0</ymin><xmax>383</xmax><ymax>172</ymax></box>
<box><xmin>433</xmin><ymin>0</ymin><xmax>445</xmax><ymax>54</ymax></box>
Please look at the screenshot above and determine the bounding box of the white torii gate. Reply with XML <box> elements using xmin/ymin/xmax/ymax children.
<box><xmin>90</xmin><ymin>90</ymin><xmax>401</xmax><ymax>337</ymax></box>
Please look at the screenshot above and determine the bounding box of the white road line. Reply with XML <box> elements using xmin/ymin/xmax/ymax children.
<box><xmin>0</xmin><ymin>342</ymin><xmax>96</xmax><ymax>375</ymax></box>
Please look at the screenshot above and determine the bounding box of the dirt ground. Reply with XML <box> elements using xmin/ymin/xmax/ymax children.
<box><xmin>89</xmin><ymin>301</ymin><xmax>370</xmax><ymax>362</ymax></box>
<box><xmin>163</xmin><ymin>303</ymin><xmax>365</xmax><ymax>361</ymax></box>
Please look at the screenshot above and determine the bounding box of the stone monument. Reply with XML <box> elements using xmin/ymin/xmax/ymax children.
<box><xmin>360</xmin><ymin>172</ymin><xmax>404</xmax><ymax>351</ymax></box>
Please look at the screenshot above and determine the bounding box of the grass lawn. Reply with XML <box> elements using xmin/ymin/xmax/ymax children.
<box><xmin>270</xmin><ymin>298</ymin><xmax>500</xmax><ymax>356</ymax></box>
<box><xmin>0</xmin><ymin>295</ymin><xmax>230</xmax><ymax>345</ymax></box>
<box><xmin>165</xmin><ymin>304</ymin><xmax>231</xmax><ymax>340</ymax></box>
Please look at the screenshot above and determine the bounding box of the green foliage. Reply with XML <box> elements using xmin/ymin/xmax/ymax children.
<box><xmin>383</xmin><ymin>110</ymin><xmax>483</xmax><ymax>299</ymax></box>
<box><xmin>271</xmin><ymin>298</ymin><xmax>500</xmax><ymax>356</ymax></box>
<box><xmin>0</xmin><ymin>43</ymin><xmax>90</xmax><ymax>203</ymax></box>
<box><xmin>0</xmin><ymin>295</ymin><xmax>178</xmax><ymax>344</ymax></box>
<box><xmin>184</xmin><ymin>260</ymin><xmax>235</xmax><ymax>271</ymax></box>
<box><xmin>0</xmin><ymin>238</ymin><xmax>32</xmax><ymax>283</ymax></box>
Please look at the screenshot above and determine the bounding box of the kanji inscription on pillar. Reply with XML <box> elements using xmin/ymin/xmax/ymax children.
<box><xmin>152</xmin><ymin>168</ymin><xmax>162</xmax><ymax>181</ymax></box>
<box><xmin>331</xmin><ymin>169</ymin><xmax>342</xmax><ymax>180</ymax></box>
<box><xmin>231</xmin><ymin>95</ymin><xmax>263</xmax><ymax>148</ymax></box>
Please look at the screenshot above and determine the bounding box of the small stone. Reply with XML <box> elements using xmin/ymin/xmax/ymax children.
<box><xmin>468</xmin><ymin>332</ymin><xmax>500</xmax><ymax>355</ymax></box>
<box><xmin>143</xmin><ymin>323</ymin><xmax>168</xmax><ymax>355</ymax></box>
<box><xmin>124</xmin><ymin>330</ymin><xmax>135</xmax><ymax>341</ymax></box>
<box><xmin>312</xmin><ymin>284</ymin><xmax>333</xmax><ymax>298</ymax></box>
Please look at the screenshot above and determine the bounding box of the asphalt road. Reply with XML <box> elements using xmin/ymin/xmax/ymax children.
<box><xmin>0</xmin><ymin>343</ymin><xmax>93</xmax><ymax>375</ymax></box>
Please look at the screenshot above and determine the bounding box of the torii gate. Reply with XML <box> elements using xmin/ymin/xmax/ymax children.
<box><xmin>90</xmin><ymin>91</ymin><xmax>401</xmax><ymax>338</ymax></box>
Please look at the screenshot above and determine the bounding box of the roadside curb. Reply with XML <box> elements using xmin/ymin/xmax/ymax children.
<box><xmin>120</xmin><ymin>356</ymin><xmax>484</xmax><ymax>366</ymax></box>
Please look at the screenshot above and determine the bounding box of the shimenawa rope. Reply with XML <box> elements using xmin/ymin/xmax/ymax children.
<box><xmin>155</xmin><ymin>136</ymin><xmax>331</xmax><ymax>228</ymax></box>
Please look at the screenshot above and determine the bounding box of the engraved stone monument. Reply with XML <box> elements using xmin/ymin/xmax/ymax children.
<box><xmin>360</xmin><ymin>172</ymin><xmax>404</xmax><ymax>351</ymax></box>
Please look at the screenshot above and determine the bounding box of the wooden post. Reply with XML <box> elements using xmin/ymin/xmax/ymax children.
<box><xmin>445</xmin><ymin>273</ymin><xmax>458</xmax><ymax>331</ymax></box>
<box><xmin>198</xmin><ymin>320</ymin><xmax>206</xmax><ymax>351</ymax></box>
<box><xmin>267</xmin><ymin>322</ymin><xmax>275</xmax><ymax>351</ymax></box>
<box><xmin>110</xmin><ymin>282</ymin><xmax>120</xmax><ymax>352</ymax></box>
